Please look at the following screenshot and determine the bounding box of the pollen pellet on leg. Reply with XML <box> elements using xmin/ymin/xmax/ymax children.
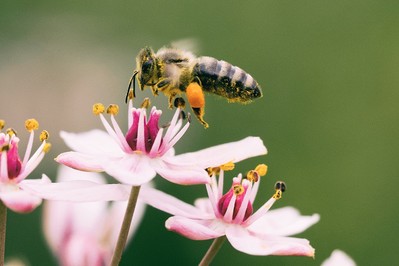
<box><xmin>186</xmin><ymin>82</ymin><xmax>205</xmax><ymax>108</ymax></box>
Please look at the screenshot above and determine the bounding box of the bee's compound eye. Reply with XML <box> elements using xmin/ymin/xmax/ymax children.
<box><xmin>142</xmin><ymin>60</ymin><xmax>153</xmax><ymax>72</ymax></box>
<box><xmin>275</xmin><ymin>181</ymin><xmax>286</xmax><ymax>193</ymax></box>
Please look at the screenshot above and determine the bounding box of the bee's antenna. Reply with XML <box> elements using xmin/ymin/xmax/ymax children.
<box><xmin>125</xmin><ymin>70</ymin><xmax>139</xmax><ymax>103</ymax></box>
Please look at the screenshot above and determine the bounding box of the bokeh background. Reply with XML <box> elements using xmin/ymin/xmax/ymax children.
<box><xmin>1</xmin><ymin>0</ymin><xmax>398</xmax><ymax>265</ymax></box>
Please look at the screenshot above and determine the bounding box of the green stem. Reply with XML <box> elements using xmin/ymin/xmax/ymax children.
<box><xmin>199</xmin><ymin>236</ymin><xmax>226</xmax><ymax>266</ymax></box>
<box><xmin>0</xmin><ymin>201</ymin><xmax>7</xmax><ymax>265</ymax></box>
<box><xmin>110</xmin><ymin>185</ymin><xmax>141</xmax><ymax>266</ymax></box>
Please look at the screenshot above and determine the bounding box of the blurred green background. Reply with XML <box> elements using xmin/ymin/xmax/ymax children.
<box><xmin>1</xmin><ymin>0</ymin><xmax>398</xmax><ymax>265</ymax></box>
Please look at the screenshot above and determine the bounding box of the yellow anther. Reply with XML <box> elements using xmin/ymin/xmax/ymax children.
<box><xmin>246</xmin><ymin>170</ymin><xmax>259</xmax><ymax>182</ymax></box>
<box><xmin>220</xmin><ymin>162</ymin><xmax>235</xmax><ymax>171</ymax></box>
<box><xmin>0</xmin><ymin>120</ymin><xmax>5</xmax><ymax>130</ymax></box>
<box><xmin>255</xmin><ymin>164</ymin><xmax>268</xmax><ymax>177</ymax></box>
<box><xmin>273</xmin><ymin>190</ymin><xmax>283</xmax><ymax>200</ymax></box>
<box><xmin>141</xmin><ymin>98</ymin><xmax>151</xmax><ymax>109</ymax></box>
<box><xmin>43</xmin><ymin>143</ymin><xmax>51</xmax><ymax>153</ymax></box>
<box><xmin>106</xmin><ymin>104</ymin><xmax>119</xmax><ymax>115</ymax></box>
<box><xmin>92</xmin><ymin>103</ymin><xmax>105</xmax><ymax>115</ymax></box>
<box><xmin>273</xmin><ymin>181</ymin><xmax>286</xmax><ymax>200</ymax></box>
<box><xmin>6</xmin><ymin>128</ymin><xmax>17</xmax><ymax>137</ymax></box>
<box><xmin>233</xmin><ymin>184</ymin><xmax>245</xmax><ymax>196</ymax></box>
<box><xmin>25</xmin><ymin>119</ymin><xmax>39</xmax><ymax>132</ymax></box>
<box><xmin>40</xmin><ymin>130</ymin><xmax>49</xmax><ymax>141</ymax></box>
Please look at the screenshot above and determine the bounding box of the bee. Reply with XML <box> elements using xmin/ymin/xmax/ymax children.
<box><xmin>127</xmin><ymin>46</ymin><xmax>262</xmax><ymax>128</ymax></box>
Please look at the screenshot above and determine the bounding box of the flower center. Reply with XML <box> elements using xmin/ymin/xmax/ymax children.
<box><xmin>1</xmin><ymin>128</ymin><xmax>22</xmax><ymax>179</ymax></box>
<box><xmin>218</xmin><ymin>182</ymin><xmax>253</xmax><ymax>221</ymax></box>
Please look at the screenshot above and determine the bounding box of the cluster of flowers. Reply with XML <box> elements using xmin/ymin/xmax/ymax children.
<box><xmin>0</xmin><ymin>97</ymin><xmax>355</xmax><ymax>265</ymax></box>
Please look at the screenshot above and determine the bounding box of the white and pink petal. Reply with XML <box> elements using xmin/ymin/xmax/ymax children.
<box><xmin>0</xmin><ymin>187</ymin><xmax>42</xmax><ymax>213</ymax></box>
<box><xmin>247</xmin><ymin>207</ymin><xmax>320</xmax><ymax>237</ymax></box>
<box><xmin>225</xmin><ymin>225</ymin><xmax>315</xmax><ymax>257</ymax></box>
<box><xmin>173</xmin><ymin>137</ymin><xmax>267</xmax><ymax>169</ymax></box>
<box><xmin>166</xmin><ymin>216</ymin><xmax>225</xmax><ymax>240</ymax></box>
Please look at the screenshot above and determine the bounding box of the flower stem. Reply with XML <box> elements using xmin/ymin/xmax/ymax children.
<box><xmin>0</xmin><ymin>201</ymin><xmax>7</xmax><ymax>265</ymax></box>
<box><xmin>199</xmin><ymin>236</ymin><xmax>226</xmax><ymax>266</ymax></box>
<box><xmin>110</xmin><ymin>185</ymin><xmax>141</xmax><ymax>266</ymax></box>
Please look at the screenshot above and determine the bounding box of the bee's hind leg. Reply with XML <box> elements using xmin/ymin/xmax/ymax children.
<box><xmin>192</xmin><ymin>107</ymin><xmax>209</xmax><ymax>128</ymax></box>
<box><xmin>186</xmin><ymin>82</ymin><xmax>209</xmax><ymax>128</ymax></box>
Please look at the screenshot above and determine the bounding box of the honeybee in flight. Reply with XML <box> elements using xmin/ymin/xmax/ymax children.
<box><xmin>127</xmin><ymin>46</ymin><xmax>262</xmax><ymax>128</ymax></box>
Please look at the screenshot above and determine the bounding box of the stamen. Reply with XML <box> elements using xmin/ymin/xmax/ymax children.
<box><xmin>247</xmin><ymin>164</ymin><xmax>268</xmax><ymax>182</ymax></box>
<box><xmin>207</xmin><ymin>162</ymin><xmax>235</xmax><ymax>176</ymax></box>
<box><xmin>273</xmin><ymin>181</ymin><xmax>286</xmax><ymax>199</ymax></box>
<box><xmin>221</xmin><ymin>162</ymin><xmax>235</xmax><ymax>171</ymax></box>
<box><xmin>107</xmin><ymin>104</ymin><xmax>119</xmax><ymax>115</ymax></box>
<box><xmin>0</xmin><ymin>120</ymin><xmax>5</xmax><ymax>130</ymax></box>
<box><xmin>141</xmin><ymin>98</ymin><xmax>151</xmax><ymax>109</ymax></box>
<box><xmin>255</xmin><ymin>164</ymin><xmax>268</xmax><ymax>176</ymax></box>
<box><xmin>25</xmin><ymin>119</ymin><xmax>39</xmax><ymax>132</ymax></box>
<box><xmin>233</xmin><ymin>184</ymin><xmax>244</xmax><ymax>196</ymax></box>
<box><xmin>92</xmin><ymin>103</ymin><xmax>105</xmax><ymax>115</ymax></box>
<box><xmin>6</xmin><ymin>128</ymin><xmax>17</xmax><ymax>137</ymax></box>
<box><xmin>174</xmin><ymin>97</ymin><xmax>186</xmax><ymax>109</ymax></box>
<box><xmin>40</xmin><ymin>130</ymin><xmax>50</xmax><ymax>142</ymax></box>
<box><xmin>43</xmin><ymin>143</ymin><xmax>51</xmax><ymax>153</ymax></box>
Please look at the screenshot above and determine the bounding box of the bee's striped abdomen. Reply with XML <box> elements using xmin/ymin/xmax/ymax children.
<box><xmin>192</xmin><ymin>56</ymin><xmax>262</xmax><ymax>103</ymax></box>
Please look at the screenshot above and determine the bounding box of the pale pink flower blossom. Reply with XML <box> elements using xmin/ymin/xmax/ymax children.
<box><xmin>0</xmin><ymin>119</ymin><xmax>50</xmax><ymax>213</ymax></box>
<box><xmin>321</xmin><ymin>250</ymin><xmax>356</xmax><ymax>266</ymax></box>
<box><xmin>142</xmin><ymin>165</ymin><xmax>319</xmax><ymax>257</ymax></box>
<box><xmin>43</xmin><ymin>166</ymin><xmax>146</xmax><ymax>266</ymax></box>
<box><xmin>56</xmin><ymin>99</ymin><xmax>267</xmax><ymax>186</ymax></box>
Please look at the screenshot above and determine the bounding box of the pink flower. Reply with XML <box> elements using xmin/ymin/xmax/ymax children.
<box><xmin>43</xmin><ymin>166</ymin><xmax>146</xmax><ymax>266</ymax></box>
<box><xmin>56</xmin><ymin>99</ymin><xmax>267</xmax><ymax>186</ymax></box>
<box><xmin>321</xmin><ymin>250</ymin><xmax>356</xmax><ymax>266</ymax></box>
<box><xmin>141</xmin><ymin>164</ymin><xmax>319</xmax><ymax>257</ymax></box>
<box><xmin>0</xmin><ymin>119</ymin><xmax>50</xmax><ymax>213</ymax></box>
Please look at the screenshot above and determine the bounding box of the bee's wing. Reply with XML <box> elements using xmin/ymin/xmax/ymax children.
<box><xmin>170</xmin><ymin>38</ymin><xmax>201</xmax><ymax>55</ymax></box>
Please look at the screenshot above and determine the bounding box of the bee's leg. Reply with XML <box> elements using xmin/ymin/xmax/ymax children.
<box><xmin>167</xmin><ymin>92</ymin><xmax>177</xmax><ymax>109</ymax></box>
<box><xmin>186</xmin><ymin>82</ymin><xmax>209</xmax><ymax>128</ymax></box>
<box><xmin>150</xmin><ymin>86</ymin><xmax>159</xmax><ymax>96</ymax></box>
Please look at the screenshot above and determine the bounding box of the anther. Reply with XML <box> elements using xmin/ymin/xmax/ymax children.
<box><xmin>93</xmin><ymin>103</ymin><xmax>105</xmax><ymax>115</ymax></box>
<box><xmin>246</xmin><ymin>170</ymin><xmax>259</xmax><ymax>182</ymax></box>
<box><xmin>273</xmin><ymin>181</ymin><xmax>286</xmax><ymax>200</ymax></box>
<box><xmin>233</xmin><ymin>184</ymin><xmax>245</xmax><ymax>196</ymax></box>
<box><xmin>0</xmin><ymin>120</ymin><xmax>5</xmax><ymax>130</ymax></box>
<box><xmin>40</xmin><ymin>130</ymin><xmax>50</xmax><ymax>142</ymax></box>
<box><xmin>174</xmin><ymin>97</ymin><xmax>186</xmax><ymax>109</ymax></box>
<box><xmin>43</xmin><ymin>143</ymin><xmax>52</xmax><ymax>153</ymax></box>
<box><xmin>6</xmin><ymin>128</ymin><xmax>17</xmax><ymax>137</ymax></box>
<box><xmin>25</xmin><ymin>119</ymin><xmax>39</xmax><ymax>132</ymax></box>
<box><xmin>141</xmin><ymin>98</ymin><xmax>151</xmax><ymax>109</ymax></box>
<box><xmin>255</xmin><ymin>164</ymin><xmax>268</xmax><ymax>177</ymax></box>
<box><xmin>106</xmin><ymin>104</ymin><xmax>119</xmax><ymax>115</ymax></box>
<box><xmin>220</xmin><ymin>162</ymin><xmax>235</xmax><ymax>171</ymax></box>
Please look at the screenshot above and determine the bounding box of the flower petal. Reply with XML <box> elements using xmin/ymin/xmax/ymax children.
<box><xmin>140</xmin><ymin>187</ymin><xmax>212</xmax><ymax>219</ymax></box>
<box><xmin>0</xmin><ymin>185</ymin><xmax>42</xmax><ymax>213</ymax></box>
<box><xmin>225</xmin><ymin>225</ymin><xmax>315</xmax><ymax>257</ymax></box>
<box><xmin>101</xmin><ymin>155</ymin><xmax>156</xmax><ymax>186</ymax></box>
<box><xmin>173</xmin><ymin>137</ymin><xmax>267</xmax><ymax>168</ymax></box>
<box><xmin>321</xmin><ymin>250</ymin><xmax>356</xmax><ymax>266</ymax></box>
<box><xmin>20</xmin><ymin>175</ymin><xmax>131</xmax><ymax>202</ymax></box>
<box><xmin>247</xmin><ymin>207</ymin><xmax>320</xmax><ymax>237</ymax></box>
<box><xmin>154</xmin><ymin>158</ymin><xmax>210</xmax><ymax>185</ymax></box>
<box><xmin>55</xmin><ymin>152</ymin><xmax>105</xmax><ymax>172</ymax></box>
<box><xmin>60</xmin><ymin>130</ymin><xmax>123</xmax><ymax>155</ymax></box>
<box><xmin>165</xmin><ymin>216</ymin><xmax>225</xmax><ymax>240</ymax></box>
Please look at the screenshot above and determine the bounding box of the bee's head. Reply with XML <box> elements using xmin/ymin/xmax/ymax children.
<box><xmin>136</xmin><ymin>47</ymin><xmax>159</xmax><ymax>90</ymax></box>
